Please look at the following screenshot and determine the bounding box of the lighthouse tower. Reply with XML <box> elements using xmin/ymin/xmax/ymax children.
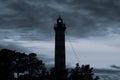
<box><xmin>54</xmin><ymin>17</ymin><xmax>66</xmax><ymax>80</ymax></box>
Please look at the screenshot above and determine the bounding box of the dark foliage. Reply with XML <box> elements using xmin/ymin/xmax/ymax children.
<box><xmin>70</xmin><ymin>63</ymin><xmax>99</xmax><ymax>80</ymax></box>
<box><xmin>0</xmin><ymin>49</ymin><xmax>99</xmax><ymax>80</ymax></box>
<box><xmin>0</xmin><ymin>49</ymin><xmax>45</xmax><ymax>80</ymax></box>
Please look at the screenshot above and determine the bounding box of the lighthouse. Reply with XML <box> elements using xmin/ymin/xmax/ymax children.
<box><xmin>54</xmin><ymin>17</ymin><xmax>66</xmax><ymax>80</ymax></box>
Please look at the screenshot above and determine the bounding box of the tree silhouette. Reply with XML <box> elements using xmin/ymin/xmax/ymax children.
<box><xmin>28</xmin><ymin>53</ymin><xmax>45</xmax><ymax>77</ymax></box>
<box><xmin>17</xmin><ymin>53</ymin><xmax>46</xmax><ymax>80</ymax></box>
<box><xmin>0</xmin><ymin>49</ymin><xmax>46</xmax><ymax>80</ymax></box>
<box><xmin>0</xmin><ymin>49</ymin><xmax>100</xmax><ymax>80</ymax></box>
<box><xmin>70</xmin><ymin>63</ymin><xmax>100</xmax><ymax>80</ymax></box>
<box><xmin>14</xmin><ymin>52</ymin><xmax>28</xmax><ymax>78</ymax></box>
<box><xmin>0</xmin><ymin>49</ymin><xmax>16</xmax><ymax>80</ymax></box>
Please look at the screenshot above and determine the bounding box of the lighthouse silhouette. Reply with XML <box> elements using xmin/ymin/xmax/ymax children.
<box><xmin>54</xmin><ymin>17</ymin><xmax>66</xmax><ymax>80</ymax></box>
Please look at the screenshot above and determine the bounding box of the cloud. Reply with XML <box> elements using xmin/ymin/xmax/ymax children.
<box><xmin>52</xmin><ymin>0</ymin><xmax>120</xmax><ymax>37</ymax></box>
<box><xmin>110</xmin><ymin>65</ymin><xmax>120</xmax><ymax>69</ymax></box>
<box><xmin>65</xmin><ymin>35</ymin><xmax>120</xmax><ymax>68</ymax></box>
<box><xmin>0</xmin><ymin>0</ymin><xmax>120</xmax><ymax>39</ymax></box>
<box><xmin>0</xmin><ymin>0</ymin><xmax>120</xmax><ymax>68</ymax></box>
<box><xmin>0</xmin><ymin>38</ymin><xmax>54</xmax><ymax>63</ymax></box>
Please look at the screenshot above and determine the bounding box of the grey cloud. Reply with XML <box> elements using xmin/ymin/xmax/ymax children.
<box><xmin>44</xmin><ymin>0</ymin><xmax>120</xmax><ymax>37</ymax></box>
<box><xmin>1</xmin><ymin>0</ymin><xmax>120</xmax><ymax>69</ymax></box>
<box><xmin>0</xmin><ymin>39</ymin><xmax>29</xmax><ymax>52</ymax></box>
<box><xmin>71</xmin><ymin>0</ymin><xmax>120</xmax><ymax>22</ymax></box>
<box><xmin>0</xmin><ymin>40</ymin><xmax>50</xmax><ymax>63</ymax></box>
<box><xmin>37</xmin><ymin>54</ymin><xmax>54</xmax><ymax>64</ymax></box>
<box><xmin>110</xmin><ymin>65</ymin><xmax>120</xmax><ymax>69</ymax></box>
<box><xmin>0</xmin><ymin>0</ymin><xmax>120</xmax><ymax>39</ymax></box>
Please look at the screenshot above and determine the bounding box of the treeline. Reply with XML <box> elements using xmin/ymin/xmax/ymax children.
<box><xmin>0</xmin><ymin>49</ymin><xmax>100</xmax><ymax>80</ymax></box>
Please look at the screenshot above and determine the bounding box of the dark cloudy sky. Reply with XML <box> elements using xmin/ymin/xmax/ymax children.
<box><xmin>0</xmin><ymin>0</ymin><xmax>120</xmax><ymax>68</ymax></box>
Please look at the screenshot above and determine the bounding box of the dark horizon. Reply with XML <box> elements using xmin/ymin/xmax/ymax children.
<box><xmin>0</xmin><ymin>48</ymin><xmax>120</xmax><ymax>80</ymax></box>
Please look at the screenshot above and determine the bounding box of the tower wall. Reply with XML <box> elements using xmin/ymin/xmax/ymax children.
<box><xmin>54</xmin><ymin>17</ymin><xmax>66</xmax><ymax>80</ymax></box>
